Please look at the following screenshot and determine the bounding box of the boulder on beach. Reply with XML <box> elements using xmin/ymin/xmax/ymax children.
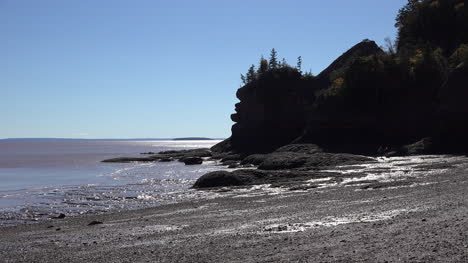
<box><xmin>182</xmin><ymin>157</ymin><xmax>203</xmax><ymax>165</ymax></box>
<box><xmin>193</xmin><ymin>171</ymin><xmax>248</xmax><ymax>188</ymax></box>
<box><xmin>241</xmin><ymin>154</ymin><xmax>268</xmax><ymax>165</ymax></box>
<box><xmin>193</xmin><ymin>169</ymin><xmax>339</xmax><ymax>189</ymax></box>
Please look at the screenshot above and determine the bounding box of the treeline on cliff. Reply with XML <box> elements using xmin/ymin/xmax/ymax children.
<box><xmin>221</xmin><ymin>0</ymin><xmax>468</xmax><ymax>155</ymax></box>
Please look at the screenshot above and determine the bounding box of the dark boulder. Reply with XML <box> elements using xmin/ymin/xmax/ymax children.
<box><xmin>193</xmin><ymin>170</ymin><xmax>259</xmax><ymax>188</ymax></box>
<box><xmin>193</xmin><ymin>169</ymin><xmax>340</xmax><ymax>189</ymax></box>
<box><xmin>183</xmin><ymin>157</ymin><xmax>203</xmax><ymax>165</ymax></box>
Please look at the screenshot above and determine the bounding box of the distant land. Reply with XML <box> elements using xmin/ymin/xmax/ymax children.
<box><xmin>172</xmin><ymin>137</ymin><xmax>215</xmax><ymax>141</ymax></box>
<box><xmin>0</xmin><ymin>138</ymin><xmax>221</xmax><ymax>142</ymax></box>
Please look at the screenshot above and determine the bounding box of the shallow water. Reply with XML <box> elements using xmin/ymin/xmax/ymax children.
<box><xmin>0</xmin><ymin>140</ymin><xmax>223</xmax><ymax>226</ymax></box>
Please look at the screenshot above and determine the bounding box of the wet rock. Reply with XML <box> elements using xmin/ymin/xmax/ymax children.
<box><xmin>101</xmin><ymin>157</ymin><xmax>155</xmax><ymax>163</ymax></box>
<box><xmin>183</xmin><ymin>157</ymin><xmax>203</xmax><ymax>165</ymax></box>
<box><xmin>221</xmin><ymin>154</ymin><xmax>243</xmax><ymax>163</ymax></box>
<box><xmin>193</xmin><ymin>170</ymin><xmax>264</xmax><ymax>188</ymax></box>
<box><xmin>259</xmin><ymin>152</ymin><xmax>373</xmax><ymax>170</ymax></box>
<box><xmin>258</xmin><ymin>152</ymin><xmax>309</xmax><ymax>170</ymax></box>
<box><xmin>102</xmin><ymin>148</ymin><xmax>212</xmax><ymax>163</ymax></box>
<box><xmin>193</xmin><ymin>169</ymin><xmax>334</xmax><ymax>188</ymax></box>
<box><xmin>221</xmin><ymin>160</ymin><xmax>238</xmax><ymax>166</ymax></box>
<box><xmin>241</xmin><ymin>154</ymin><xmax>268</xmax><ymax>165</ymax></box>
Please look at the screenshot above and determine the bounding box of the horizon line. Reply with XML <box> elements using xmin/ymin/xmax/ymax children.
<box><xmin>0</xmin><ymin>137</ymin><xmax>226</xmax><ymax>141</ymax></box>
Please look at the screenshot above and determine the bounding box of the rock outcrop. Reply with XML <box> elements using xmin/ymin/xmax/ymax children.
<box><xmin>230</xmin><ymin>67</ymin><xmax>311</xmax><ymax>153</ymax></box>
<box><xmin>220</xmin><ymin>40</ymin><xmax>386</xmax><ymax>155</ymax></box>
<box><xmin>102</xmin><ymin>148</ymin><xmax>211</xmax><ymax>164</ymax></box>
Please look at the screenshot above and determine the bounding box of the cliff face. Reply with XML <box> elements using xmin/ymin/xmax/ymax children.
<box><xmin>230</xmin><ymin>68</ymin><xmax>311</xmax><ymax>153</ymax></box>
<box><xmin>229</xmin><ymin>40</ymin><xmax>384</xmax><ymax>154</ymax></box>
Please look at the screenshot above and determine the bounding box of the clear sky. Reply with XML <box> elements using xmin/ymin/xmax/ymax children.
<box><xmin>1</xmin><ymin>0</ymin><xmax>407</xmax><ymax>139</ymax></box>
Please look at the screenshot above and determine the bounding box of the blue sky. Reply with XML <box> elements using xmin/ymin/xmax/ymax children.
<box><xmin>1</xmin><ymin>0</ymin><xmax>407</xmax><ymax>139</ymax></box>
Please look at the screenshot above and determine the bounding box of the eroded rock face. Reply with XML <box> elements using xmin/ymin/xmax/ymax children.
<box><xmin>230</xmin><ymin>67</ymin><xmax>310</xmax><ymax>153</ymax></box>
<box><xmin>227</xmin><ymin>40</ymin><xmax>384</xmax><ymax>155</ymax></box>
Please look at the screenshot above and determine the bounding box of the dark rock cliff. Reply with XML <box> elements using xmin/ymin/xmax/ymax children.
<box><xmin>212</xmin><ymin>0</ymin><xmax>468</xmax><ymax>156</ymax></box>
<box><xmin>230</xmin><ymin>67</ymin><xmax>312</xmax><ymax>153</ymax></box>
<box><xmin>226</xmin><ymin>40</ymin><xmax>385</xmax><ymax>154</ymax></box>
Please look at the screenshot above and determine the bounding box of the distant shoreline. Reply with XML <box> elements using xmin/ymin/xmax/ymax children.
<box><xmin>0</xmin><ymin>137</ymin><xmax>223</xmax><ymax>142</ymax></box>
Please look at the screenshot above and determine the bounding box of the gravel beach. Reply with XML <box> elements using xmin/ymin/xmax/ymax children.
<box><xmin>1</xmin><ymin>156</ymin><xmax>468</xmax><ymax>263</ymax></box>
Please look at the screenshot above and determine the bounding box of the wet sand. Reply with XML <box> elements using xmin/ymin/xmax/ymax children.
<box><xmin>1</xmin><ymin>156</ymin><xmax>468</xmax><ymax>262</ymax></box>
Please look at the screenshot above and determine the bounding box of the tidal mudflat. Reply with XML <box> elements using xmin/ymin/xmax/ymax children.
<box><xmin>1</xmin><ymin>155</ymin><xmax>467</xmax><ymax>262</ymax></box>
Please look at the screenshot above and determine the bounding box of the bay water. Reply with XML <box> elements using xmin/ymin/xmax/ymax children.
<box><xmin>0</xmin><ymin>140</ymin><xmax>223</xmax><ymax>226</ymax></box>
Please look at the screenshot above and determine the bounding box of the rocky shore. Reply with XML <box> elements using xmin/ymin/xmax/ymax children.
<box><xmin>2</xmin><ymin>153</ymin><xmax>468</xmax><ymax>262</ymax></box>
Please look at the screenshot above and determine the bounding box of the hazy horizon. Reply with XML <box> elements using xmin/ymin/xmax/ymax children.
<box><xmin>0</xmin><ymin>137</ymin><xmax>224</xmax><ymax>141</ymax></box>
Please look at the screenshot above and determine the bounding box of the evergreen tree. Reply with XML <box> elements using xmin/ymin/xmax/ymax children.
<box><xmin>240</xmin><ymin>74</ymin><xmax>247</xmax><ymax>85</ymax></box>
<box><xmin>281</xmin><ymin>58</ymin><xmax>287</xmax><ymax>67</ymax></box>
<box><xmin>259</xmin><ymin>56</ymin><xmax>269</xmax><ymax>74</ymax></box>
<box><xmin>296</xmin><ymin>56</ymin><xmax>302</xmax><ymax>72</ymax></box>
<box><xmin>246</xmin><ymin>64</ymin><xmax>256</xmax><ymax>83</ymax></box>
<box><xmin>269</xmin><ymin>48</ymin><xmax>278</xmax><ymax>69</ymax></box>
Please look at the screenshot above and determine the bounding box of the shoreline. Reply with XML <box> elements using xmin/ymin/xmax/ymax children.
<box><xmin>1</xmin><ymin>155</ymin><xmax>468</xmax><ymax>262</ymax></box>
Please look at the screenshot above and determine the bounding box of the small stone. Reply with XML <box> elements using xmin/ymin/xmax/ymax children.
<box><xmin>53</xmin><ymin>213</ymin><xmax>66</xmax><ymax>219</ymax></box>
<box><xmin>87</xmin><ymin>220</ymin><xmax>103</xmax><ymax>226</ymax></box>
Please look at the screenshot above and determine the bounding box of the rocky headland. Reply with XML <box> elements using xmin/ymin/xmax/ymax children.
<box><xmin>102</xmin><ymin>0</ymin><xmax>468</xmax><ymax>190</ymax></box>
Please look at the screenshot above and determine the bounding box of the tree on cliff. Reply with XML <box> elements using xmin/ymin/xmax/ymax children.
<box><xmin>269</xmin><ymin>48</ymin><xmax>278</xmax><ymax>69</ymax></box>
<box><xmin>246</xmin><ymin>65</ymin><xmax>257</xmax><ymax>83</ymax></box>
<box><xmin>296</xmin><ymin>56</ymin><xmax>302</xmax><ymax>73</ymax></box>
<box><xmin>258</xmin><ymin>56</ymin><xmax>269</xmax><ymax>74</ymax></box>
<box><xmin>240</xmin><ymin>65</ymin><xmax>258</xmax><ymax>85</ymax></box>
